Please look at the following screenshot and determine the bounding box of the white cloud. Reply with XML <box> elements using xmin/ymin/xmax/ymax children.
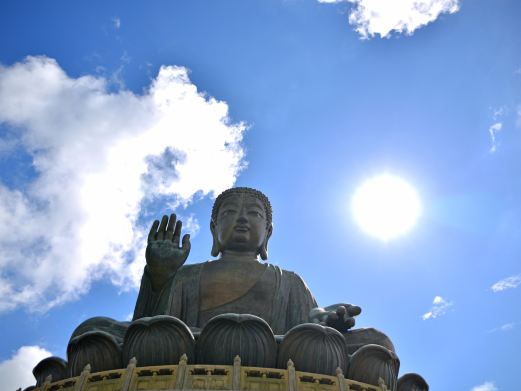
<box><xmin>0</xmin><ymin>345</ymin><xmax>51</xmax><ymax>390</ymax></box>
<box><xmin>422</xmin><ymin>295</ymin><xmax>453</xmax><ymax>320</ymax></box>
<box><xmin>182</xmin><ymin>214</ymin><xmax>200</xmax><ymax>237</ymax></box>
<box><xmin>491</xmin><ymin>274</ymin><xmax>521</xmax><ymax>293</ymax></box>
<box><xmin>471</xmin><ymin>381</ymin><xmax>498</xmax><ymax>391</ymax></box>
<box><xmin>319</xmin><ymin>0</ymin><xmax>461</xmax><ymax>39</ymax></box>
<box><xmin>0</xmin><ymin>56</ymin><xmax>246</xmax><ymax>313</ymax></box>
<box><xmin>488</xmin><ymin>122</ymin><xmax>502</xmax><ymax>153</ymax></box>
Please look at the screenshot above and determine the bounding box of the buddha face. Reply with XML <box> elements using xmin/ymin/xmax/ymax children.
<box><xmin>211</xmin><ymin>192</ymin><xmax>272</xmax><ymax>257</ymax></box>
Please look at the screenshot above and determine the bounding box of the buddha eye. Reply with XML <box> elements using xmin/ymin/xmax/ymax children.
<box><xmin>248</xmin><ymin>211</ymin><xmax>263</xmax><ymax>218</ymax></box>
<box><xmin>221</xmin><ymin>209</ymin><xmax>237</xmax><ymax>216</ymax></box>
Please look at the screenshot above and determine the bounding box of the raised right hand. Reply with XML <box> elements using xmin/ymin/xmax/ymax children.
<box><xmin>146</xmin><ymin>214</ymin><xmax>191</xmax><ymax>283</ymax></box>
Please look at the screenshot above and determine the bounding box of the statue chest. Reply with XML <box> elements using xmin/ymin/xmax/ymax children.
<box><xmin>199</xmin><ymin>261</ymin><xmax>273</xmax><ymax>312</ymax></box>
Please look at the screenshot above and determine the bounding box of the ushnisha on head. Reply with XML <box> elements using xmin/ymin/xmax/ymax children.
<box><xmin>210</xmin><ymin>187</ymin><xmax>273</xmax><ymax>260</ymax></box>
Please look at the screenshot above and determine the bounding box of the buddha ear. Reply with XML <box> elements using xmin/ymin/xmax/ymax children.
<box><xmin>210</xmin><ymin>221</ymin><xmax>220</xmax><ymax>257</ymax></box>
<box><xmin>259</xmin><ymin>224</ymin><xmax>273</xmax><ymax>261</ymax></box>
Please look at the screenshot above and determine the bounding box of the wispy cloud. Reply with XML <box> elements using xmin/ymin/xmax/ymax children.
<box><xmin>471</xmin><ymin>381</ymin><xmax>498</xmax><ymax>391</ymax></box>
<box><xmin>181</xmin><ymin>214</ymin><xmax>200</xmax><ymax>237</ymax></box>
<box><xmin>492</xmin><ymin>106</ymin><xmax>506</xmax><ymax>119</ymax></box>
<box><xmin>488</xmin><ymin>322</ymin><xmax>517</xmax><ymax>333</ymax></box>
<box><xmin>500</xmin><ymin>322</ymin><xmax>516</xmax><ymax>331</ymax></box>
<box><xmin>318</xmin><ymin>0</ymin><xmax>461</xmax><ymax>39</ymax></box>
<box><xmin>491</xmin><ymin>274</ymin><xmax>521</xmax><ymax>292</ymax></box>
<box><xmin>109</xmin><ymin>51</ymin><xmax>131</xmax><ymax>90</ymax></box>
<box><xmin>0</xmin><ymin>345</ymin><xmax>52</xmax><ymax>390</ymax></box>
<box><xmin>488</xmin><ymin>122</ymin><xmax>502</xmax><ymax>153</ymax></box>
<box><xmin>112</xmin><ymin>17</ymin><xmax>121</xmax><ymax>30</ymax></box>
<box><xmin>488</xmin><ymin>106</ymin><xmax>507</xmax><ymax>153</ymax></box>
<box><xmin>0</xmin><ymin>56</ymin><xmax>246</xmax><ymax>313</ymax></box>
<box><xmin>0</xmin><ymin>136</ymin><xmax>18</xmax><ymax>153</ymax></box>
<box><xmin>422</xmin><ymin>295</ymin><xmax>453</xmax><ymax>320</ymax></box>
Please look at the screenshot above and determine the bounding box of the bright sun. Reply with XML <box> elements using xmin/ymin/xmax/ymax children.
<box><xmin>351</xmin><ymin>173</ymin><xmax>422</xmax><ymax>241</ymax></box>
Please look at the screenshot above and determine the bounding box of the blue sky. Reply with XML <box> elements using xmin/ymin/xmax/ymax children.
<box><xmin>0</xmin><ymin>1</ymin><xmax>520</xmax><ymax>390</ymax></box>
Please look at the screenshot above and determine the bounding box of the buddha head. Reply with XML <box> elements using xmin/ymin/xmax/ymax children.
<box><xmin>211</xmin><ymin>187</ymin><xmax>273</xmax><ymax>260</ymax></box>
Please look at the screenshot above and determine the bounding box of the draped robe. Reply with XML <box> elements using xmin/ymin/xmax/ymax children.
<box><xmin>133</xmin><ymin>260</ymin><xmax>317</xmax><ymax>335</ymax></box>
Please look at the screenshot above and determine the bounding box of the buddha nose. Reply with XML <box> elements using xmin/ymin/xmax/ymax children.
<box><xmin>237</xmin><ymin>207</ymin><xmax>248</xmax><ymax>223</ymax></box>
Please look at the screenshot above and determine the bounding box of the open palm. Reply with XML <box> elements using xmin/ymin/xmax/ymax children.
<box><xmin>146</xmin><ymin>213</ymin><xmax>191</xmax><ymax>273</ymax></box>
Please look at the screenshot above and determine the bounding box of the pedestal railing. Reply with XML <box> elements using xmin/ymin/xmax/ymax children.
<box><xmin>31</xmin><ymin>355</ymin><xmax>389</xmax><ymax>391</ymax></box>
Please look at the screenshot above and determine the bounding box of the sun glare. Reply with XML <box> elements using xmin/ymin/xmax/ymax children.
<box><xmin>351</xmin><ymin>173</ymin><xmax>421</xmax><ymax>241</ymax></box>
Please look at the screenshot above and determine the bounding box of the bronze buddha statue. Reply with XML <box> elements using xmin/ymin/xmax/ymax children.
<box><xmin>134</xmin><ymin>187</ymin><xmax>320</xmax><ymax>335</ymax></box>
<box><xmin>28</xmin><ymin>187</ymin><xmax>427</xmax><ymax>391</ymax></box>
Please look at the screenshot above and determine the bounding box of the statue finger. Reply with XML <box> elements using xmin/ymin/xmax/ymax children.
<box><xmin>148</xmin><ymin>220</ymin><xmax>160</xmax><ymax>243</ymax></box>
<box><xmin>172</xmin><ymin>220</ymin><xmax>182</xmax><ymax>246</ymax></box>
<box><xmin>347</xmin><ymin>305</ymin><xmax>362</xmax><ymax>317</ymax></box>
<box><xmin>181</xmin><ymin>233</ymin><xmax>191</xmax><ymax>253</ymax></box>
<box><xmin>165</xmin><ymin>213</ymin><xmax>176</xmax><ymax>240</ymax></box>
<box><xmin>158</xmin><ymin>215</ymin><xmax>168</xmax><ymax>240</ymax></box>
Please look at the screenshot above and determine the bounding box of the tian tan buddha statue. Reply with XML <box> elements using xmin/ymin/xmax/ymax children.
<box><xmin>28</xmin><ymin>187</ymin><xmax>428</xmax><ymax>391</ymax></box>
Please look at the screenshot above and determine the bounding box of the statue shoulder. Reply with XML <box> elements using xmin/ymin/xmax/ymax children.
<box><xmin>265</xmin><ymin>263</ymin><xmax>309</xmax><ymax>286</ymax></box>
<box><xmin>174</xmin><ymin>261</ymin><xmax>208</xmax><ymax>279</ymax></box>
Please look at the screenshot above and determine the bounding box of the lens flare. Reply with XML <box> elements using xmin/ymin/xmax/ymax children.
<box><xmin>351</xmin><ymin>173</ymin><xmax>421</xmax><ymax>241</ymax></box>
